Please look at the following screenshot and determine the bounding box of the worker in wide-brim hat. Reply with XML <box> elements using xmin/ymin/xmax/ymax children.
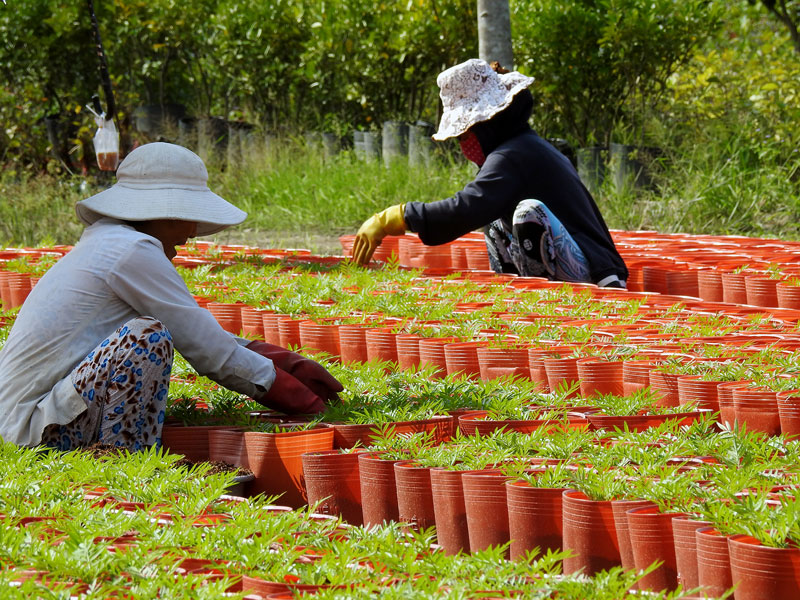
<box><xmin>0</xmin><ymin>142</ymin><xmax>341</xmax><ymax>451</ymax></box>
<box><xmin>352</xmin><ymin>58</ymin><xmax>628</xmax><ymax>288</ymax></box>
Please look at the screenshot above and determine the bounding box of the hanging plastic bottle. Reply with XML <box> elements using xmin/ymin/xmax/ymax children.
<box><xmin>87</xmin><ymin>105</ymin><xmax>119</xmax><ymax>171</ymax></box>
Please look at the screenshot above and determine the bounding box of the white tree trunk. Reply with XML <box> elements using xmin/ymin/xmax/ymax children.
<box><xmin>477</xmin><ymin>0</ymin><xmax>514</xmax><ymax>69</ymax></box>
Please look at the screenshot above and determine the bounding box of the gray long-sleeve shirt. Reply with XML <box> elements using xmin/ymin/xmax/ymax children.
<box><xmin>0</xmin><ymin>218</ymin><xmax>275</xmax><ymax>446</ymax></box>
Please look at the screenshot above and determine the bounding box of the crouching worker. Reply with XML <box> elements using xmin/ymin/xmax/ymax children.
<box><xmin>352</xmin><ymin>58</ymin><xmax>628</xmax><ymax>288</ymax></box>
<box><xmin>0</xmin><ymin>142</ymin><xmax>342</xmax><ymax>452</ymax></box>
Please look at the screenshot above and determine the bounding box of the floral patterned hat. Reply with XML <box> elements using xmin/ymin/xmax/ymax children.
<box><xmin>432</xmin><ymin>58</ymin><xmax>534</xmax><ymax>142</ymax></box>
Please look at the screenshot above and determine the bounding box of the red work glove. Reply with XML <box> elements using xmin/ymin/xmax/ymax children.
<box><xmin>246</xmin><ymin>340</ymin><xmax>343</xmax><ymax>403</ymax></box>
<box><xmin>254</xmin><ymin>367</ymin><xmax>326</xmax><ymax>415</ymax></box>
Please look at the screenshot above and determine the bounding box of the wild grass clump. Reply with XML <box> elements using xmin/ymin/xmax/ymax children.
<box><xmin>0</xmin><ymin>175</ymin><xmax>87</xmax><ymax>247</ymax></box>
<box><xmin>211</xmin><ymin>137</ymin><xmax>473</xmax><ymax>240</ymax></box>
<box><xmin>0</xmin><ymin>138</ymin><xmax>474</xmax><ymax>249</ymax></box>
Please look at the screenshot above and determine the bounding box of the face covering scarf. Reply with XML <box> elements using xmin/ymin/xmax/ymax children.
<box><xmin>459</xmin><ymin>130</ymin><xmax>486</xmax><ymax>166</ymax></box>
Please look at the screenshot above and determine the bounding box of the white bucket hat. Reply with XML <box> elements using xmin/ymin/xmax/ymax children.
<box><xmin>75</xmin><ymin>142</ymin><xmax>247</xmax><ymax>236</ymax></box>
<box><xmin>432</xmin><ymin>58</ymin><xmax>534</xmax><ymax>141</ymax></box>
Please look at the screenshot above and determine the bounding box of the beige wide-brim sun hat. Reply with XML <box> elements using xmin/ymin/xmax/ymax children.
<box><xmin>432</xmin><ymin>58</ymin><xmax>535</xmax><ymax>142</ymax></box>
<box><xmin>76</xmin><ymin>142</ymin><xmax>247</xmax><ymax>236</ymax></box>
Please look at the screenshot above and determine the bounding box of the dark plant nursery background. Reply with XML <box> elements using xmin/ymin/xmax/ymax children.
<box><xmin>0</xmin><ymin>0</ymin><xmax>797</xmax><ymax>248</ymax></box>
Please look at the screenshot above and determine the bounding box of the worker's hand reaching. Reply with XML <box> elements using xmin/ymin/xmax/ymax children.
<box><xmin>246</xmin><ymin>340</ymin><xmax>343</xmax><ymax>404</ymax></box>
<box><xmin>351</xmin><ymin>204</ymin><xmax>407</xmax><ymax>265</ymax></box>
<box><xmin>254</xmin><ymin>367</ymin><xmax>326</xmax><ymax>415</ymax></box>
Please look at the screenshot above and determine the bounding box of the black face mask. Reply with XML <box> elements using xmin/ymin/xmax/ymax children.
<box><xmin>471</xmin><ymin>89</ymin><xmax>534</xmax><ymax>156</ymax></box>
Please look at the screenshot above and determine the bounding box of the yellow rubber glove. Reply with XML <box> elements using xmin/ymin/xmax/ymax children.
<box><xmin>351</xmin><ymin>203</ymin><xmax>407</xmax><ymax>265</ymax></box>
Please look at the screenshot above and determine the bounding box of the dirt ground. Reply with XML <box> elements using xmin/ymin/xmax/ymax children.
<box><xmin>207</xmin><ymin>228</ymin><xmax>348</xmax><ymax>256</ymax></box>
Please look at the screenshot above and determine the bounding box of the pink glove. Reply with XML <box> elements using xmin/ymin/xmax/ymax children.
<box><xmin>254</xmin><ymin>367</ymin><xmax>326</xmax><ymax>415</ymax></box>
<box><xmin>246</xmin><ymin>340</ymin><xmax>343</xmax><ymax>403</ymax></box>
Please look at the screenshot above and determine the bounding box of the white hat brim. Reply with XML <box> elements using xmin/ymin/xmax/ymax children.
<box><xmin>76</xmin><ymin>183</ymin><xmax>247</xmax><ymax>237</ymax></box>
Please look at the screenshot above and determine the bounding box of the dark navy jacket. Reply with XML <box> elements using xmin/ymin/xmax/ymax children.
<box><xmin>403</xmin><ymin>129</ymin><xmax>628</xmax><ymax>284</ymax></box>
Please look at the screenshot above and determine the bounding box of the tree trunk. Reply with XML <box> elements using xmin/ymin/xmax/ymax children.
<box><xmin>767</xmin><ymin>0</ymin><xmax>800</xmax><ymax>55</ymax></box>
<box><xmin>477</xmin><ymin>0</ymin><xmax>514</xmax><ymax>69</ymax></box>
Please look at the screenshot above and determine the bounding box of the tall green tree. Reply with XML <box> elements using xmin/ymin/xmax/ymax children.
<box><xmin>511</xmin><ymin>0</ymin><xmax>721</xmax><ymax>147</ymax></box>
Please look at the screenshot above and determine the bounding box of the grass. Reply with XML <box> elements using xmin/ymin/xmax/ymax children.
<box><xmin>0</xmin><ymin>137</ymin><xmax>474</xmax><ymax>251</ymax></box>
<box><xmin>0</xmin><ymin>127</ymin><xmax>798</xmax><ymax>250</ymax></box>
<box><xmin>601</xmin><ymin>133</ymin><xmax>800</xmax><ymax>237</ymax></box>
<box><xmin>218</xmin><ymin>137</ymin><xmax>473</xmax><ymax>232</ymax></box>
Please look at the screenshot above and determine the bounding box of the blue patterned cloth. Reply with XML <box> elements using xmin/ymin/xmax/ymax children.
<box><xmin>40</xmin><ymin>317</ymin><xmax>172</xmax><ymax>451</ymax></box>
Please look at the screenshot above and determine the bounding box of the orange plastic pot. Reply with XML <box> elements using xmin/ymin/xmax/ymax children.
<box><xmin>561</xmin><ymin>489</ymin><xmax>621</xmax><ymax>576</ymax></box>
<box><xmin>0</xmin><ymin>270</ymin><xmax>11</xmax><ymax>307</ymax></box>
<box><xmin>721</xmin><ymin>271</ymin><xmax>750</xmax><ymax>305</ymax></box>
<box><xmin>394</xmin><ymin>460</ymin><xmax>436</xmax><ymax>532</ymax></box>
<box><xmin>208</xmin><ymin>428</ymin><xmax>248</xmax><ymax>468</ymax></box>
<box><xmin>697</xmin><ymin>269</ymin><xmax>724</xmax><ymax>302</ymax></box>
<box><xmin>526</xmin><ymin>348</ymin><xmax>554</xmax><ymax>392</ymax></box>
<box><xmin>450</xmin><ymin>243</ymin><xmax>470</xmax><ymax>270</ymax></box>
<box><xmin>462</xmin><ymin>469</ymin><xmax>511</xmax><ymax>557</ymax></box>
<box><xmin>671</xmin><ymin>515</ymin><xmax>712</xmax><ymax>591</ymax></box>
<box><xmin>745</xmin><ymin>276</ymin><xmax>781</xmax><ymax>308</ymax></box>
<box><xmin>627</xmin><ymin>505</ymin><xmax>686</xmax><ymax>591</ymax></box>
<box><xmin>542</xmin><ymin>356</ymin><xmax>580</xmax><ymax>398</ymax></box>
<box><xmin>302</xmin><ymin>449</ymin><xmax>363</xmax><ymax>525</ymax></box>
<box><xmin>365</xmin><ymin>327</ymin><xmax>399</xmax><ymax>364</ymax></box>
<box><xmin>648</xmin><ymin>370</ymin><xmax>682</xmax><ymax>408</ymax></box>
<box><xmin>298</xmin><ymin>320</ymin><xmax>341</xmax><ymax>360</ymax></box>
<box><xmin>776</xmin><ymin>281</ymin><xmax>800</xmax><ymax>309</ymax></box>
<box><xmin>666</xmin><ymin>267</ymin><xmax>699</xmax><ymax>298</ymax></box>
<box><xmin>443</xmin><ymin>341</ymin><xmax>482</xmax><ymax>380</ymax></box>
<box><xmin>506</xmin><ymin>481</ymin><xmax>566</xmax><ymax>560</ymax></box>
<box><xmin>622</xmin><ymin>359</ymin><xmax>656</xmax><ymax>397</ymax></box>
<box><xmin>277</xmin><ymin>316</ymin><xmax>302</xmax><ymax>348</ymax></box>
<box><xmin>358</xmin><ymin>452</ymin><xmax>404</xmax><ymax>527</ymax></box>
<box><xmin>728</xmin><ymin>533</ymin><xmax>800</xmax><ymax>599</ymax></box>
<box><xmin>240</xmin><ymin>306</ymin><xmax>267</xmax><ymax>340</ymax></box>
<box><xmin>732</xmin><ymin>385</ymin><xmax>780</xmax><ymax>436</ymax></box>
<box><xmin>372</xmin><ymin>235</ymin><xmax>401</xmax><ymax>262</ymax></box>
<box><xmin>207</xmin><ymin>302</ymin><xmax>245</xmax><ymax>335</ymax></box>
<box><xmin>465</xmin><ymin>245</ymin><xmax>491</xmax><ymax>270</ymax></box>
<box><xmin>244</xmin><ymin>426</ymin><xmax>334</xmax><ymax>508</ymax></box>
<box><xmin>716</xmin><ymin>380</ymin><xmax>752</xmax><ymax>428</ymax></box>
<box><xmin>395</xmin><ymin>333</ymin><xmax>422</xmax><ymax>371</ymax></box>
<box><xmin>676</xmin><ymin>375</ymin><xmax>722</xmax><ymax>413</ymax></box>
<box><xmin>430</xmin><ymin>467</ymin><xmax>481</xmax><ymax>555</ymax></box>
<box><xmin>696</xmin><ymin>527</ymin><xmax>734</xmax><ymax>599</ymax></box>
<box><xmin>338</xmin><ymin>324</ymin><xmax>369</xmax><ymax>364</ymax></box>
<box><xmin>642</xmin><ymin>264</ymin><xmax>670</xmax><ymax>295</ymax></box>
<box><xmin>777</xmin><ymin>389</ymin><xmax>800</xmax><ymax>438</ymax></box>
<box><xmin>261</xmin><ymin>312</ymin><xmax>286</xmax><ymax>345</ymax></box>
<box><xmin>476</xmin><ymin>345</ymin><xmax>531</xmax><ymax>381</ymax></box>
<box><xmin>418</xmin><ymin>337</ymin><xmax>458</xmax><ymax>379</ymax></box>
<box><xmin>7</xmin><ymin>273</ymin><xmax>33</xmax><ymax>308</ymax></box>
<box><xmin>577</xmin><ymin>358</ymin><xmax>624</xmax><ymax>398</ymax></box>
<box><xmin>610</xmin><ymin>499</ymin><xmax>653</xmax><ymax>574</ymax></box>
<box><xmin>162</xmin><ymin>425</ymin><xmax>238</xmax><ymax>463</ymax></box>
